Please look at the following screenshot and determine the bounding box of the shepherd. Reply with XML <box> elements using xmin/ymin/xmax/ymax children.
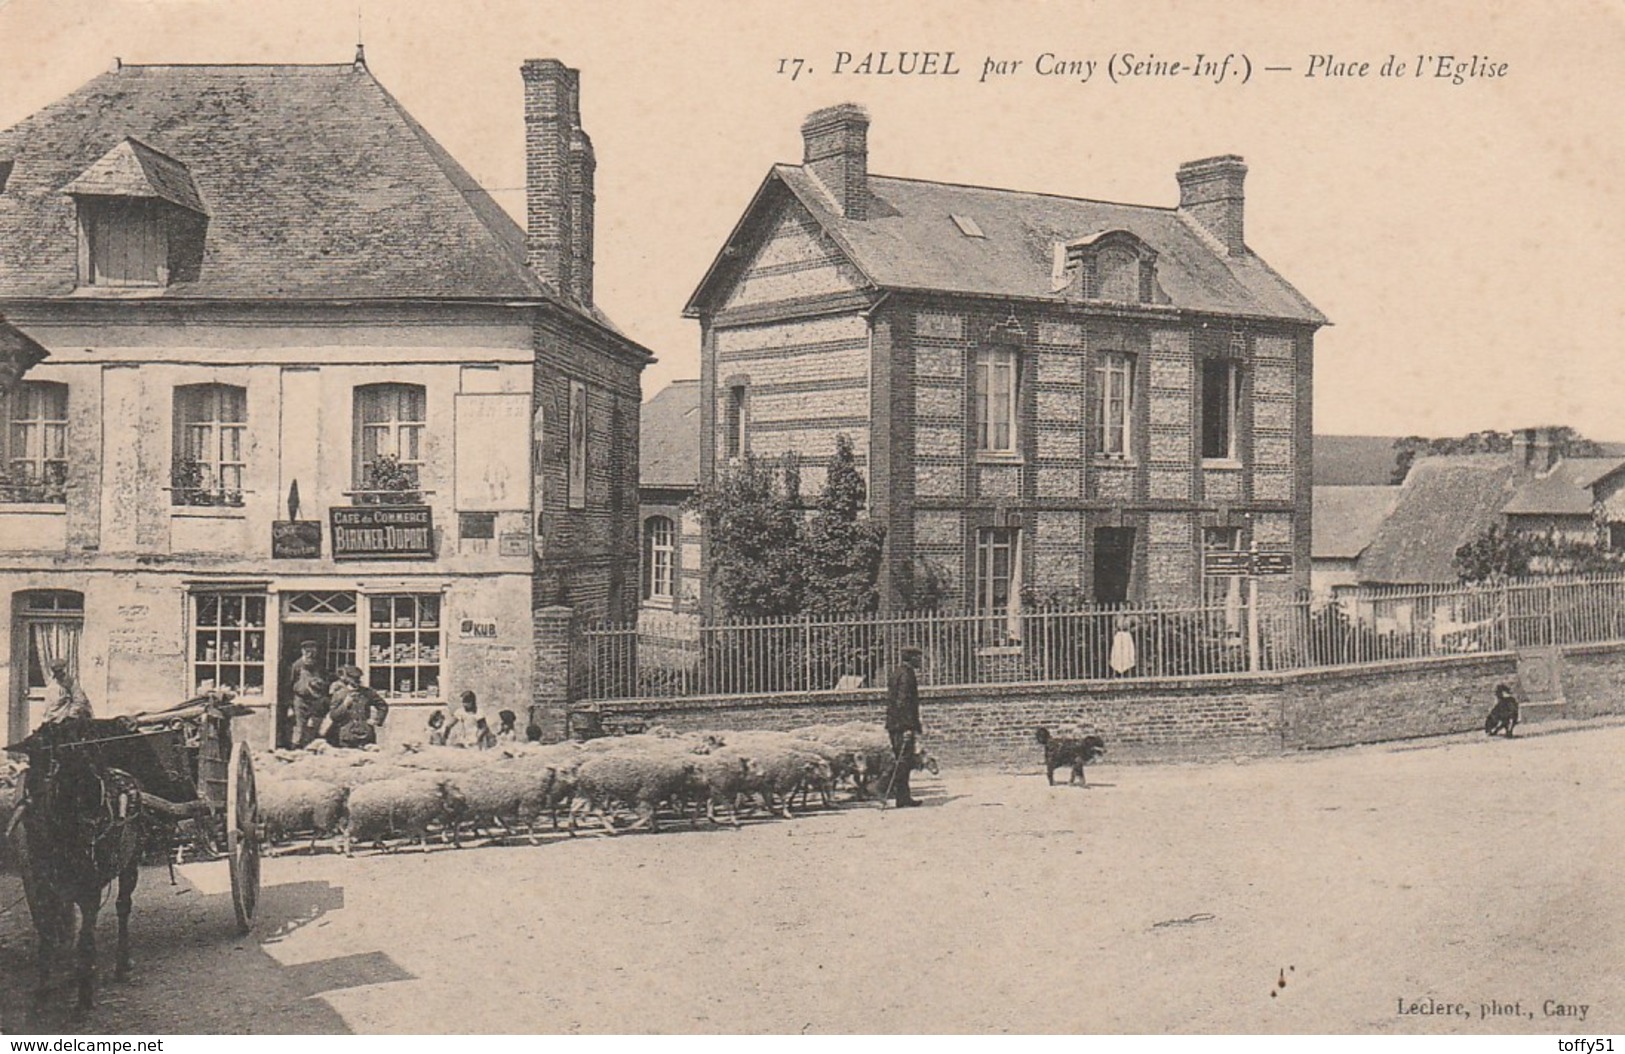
<box><xmin>885</xmin><ymin>646</ymin><xmax>924</xmax><ymax>808</ymax></box>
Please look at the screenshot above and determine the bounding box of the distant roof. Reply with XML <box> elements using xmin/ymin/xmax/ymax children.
<box><xmin>687</xmin><ymin>165</ymin><xmax>1327</xmax><ymax>325</ymax></box>
<box><xmin>1314</xmin><ymin>435</ymin><xmax>1402</xmax><ymax>486</ymax></box>
<box><xmin>1503</xmin><ymin>457</ymin><xmax>1625</xmax><ymax>516</ymax></box>
<box><xmin>0</xmin><ymin>62</ymin><xmax>556</xmax><ymax>303</ymax></box>
<box><xmin>1355</xmin><ymin>456</ymin><xmax>1521</xmax><ymax>585</ymax></box>
<box><xmin>1312</xmin><ymin>485</ymin><xmax>1400</xmax><ymax>560</ymax></box>
<box><xmin>640</xmin><ymin>379</ymin><xmax>701</xmax><ymax>488</ymax></box>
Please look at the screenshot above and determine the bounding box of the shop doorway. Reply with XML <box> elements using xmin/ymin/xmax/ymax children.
<box><xmin>9</xmin><ymin>589</ymin><xmax>84</xmax><ymax>744</ymax></box>
<box><xmin>277</xmin><ymin>591</ymin><xmax>357</xmax><ymax>749</ymax></box>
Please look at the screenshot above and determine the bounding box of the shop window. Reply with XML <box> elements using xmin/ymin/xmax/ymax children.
<box><xmin>191</xmin><ymin>591</ymin><xmax>267</xmax><ymax>698</ymax></box>
<box><xmin>355</xmin><ymin>383</ymin><xmax>426</xmax><ymax>503</ymax></box>
<box><xmin>172</xmin><ymin>384</ymin><xmax>246</xmax><ymax>506</ymax></box>
<box><xmin>2</xmin><ymin>381</ymin><xmax>68</xmax><ymax>503</ymax></box>
<box><xmin>1095</xmin><ymin>352</ymin><xmax>1135</xmax><ymax>458</ymax></box>
<box><xmin>644</xmin><ymin>515</ymin><xmax>675</xmax><ymax>601</ymax></box>
<box><xmin>975</xmin><ymin>348</ymin><xmax>1018</xmax><ymax>454</ymax></box>
<box><xmin>366</xmin><ymin>594</ymin><xmax>442</xmax><ymax>701</ymax></box>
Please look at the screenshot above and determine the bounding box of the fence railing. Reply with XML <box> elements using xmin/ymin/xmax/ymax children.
<box><xmin>580</xmin><ymin>573</ymin><xmax>1625</xmax><ymax>702</ymax></box>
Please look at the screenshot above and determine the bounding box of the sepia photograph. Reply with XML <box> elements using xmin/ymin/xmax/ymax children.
<box><xmin>0</xmin><ymin>0</ymin><xmax>1621</xmax><ymax>1039</ymax></box>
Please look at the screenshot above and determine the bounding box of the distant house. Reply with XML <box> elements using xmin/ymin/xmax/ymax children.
<box><xmin>638</xmin><ymin>380</ymin><xmax>702</xmax><ymax>614</ymax></box>
<box><xmin>1349</xmin><ymin>429</ymin><xmax>1625</xmax><ymax>590</ymax></box>
<box><xmin>1310</xmin><ymin>485</ymin><xmax>1398</xmax><ymax>597</ymax></box>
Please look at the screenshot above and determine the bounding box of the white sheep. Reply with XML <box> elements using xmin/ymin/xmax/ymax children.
<box><xmin>342</xmin><ymin>776</ymin><xmax>466</xmax><ymax>855</ymax></box>
<box><xmin>685</xmin><ymin>752</ymin><xmax>765</xmax><ymax>827</ymax></box>
<box><xmin>569</xmin><ymin>749</ymin><xmax>698</xmax><ymax>835</ymax></box>
<box><xmin>446</xmin><ymin>765</ymin><xmax>556</xmax><ymax>844</ymax></box>
<box><xmin>257</xmin><ymin>778</ymin><xmax>347</xmax><ymax>853</ymax></box>
<box><xmin>710</xmin><ymin>732</ymin><xmax>833</xmax><ymax>819</ymax></box>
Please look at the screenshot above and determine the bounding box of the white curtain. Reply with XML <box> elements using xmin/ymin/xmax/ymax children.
<box><xmin>1005</xmin><ymin>530</ymin><xmax>1024</xmax><ymax>643</ymax></box>
<box><xmin>30</xmin><ymin>619</ymin><xmax>81</xmax><ymax>682</ymax></box>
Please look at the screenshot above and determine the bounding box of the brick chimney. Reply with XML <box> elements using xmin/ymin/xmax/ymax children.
<box><xmin>1176</xmin><ymin>155</ymin><xmax>1247</xmax><ymax>256</ymax></box>
<box><xmin>1513</xmin><ymin>426</ymin><xmax>1561</xmax><ymax>473</ymax></box>
<box><xmin>522</xmin><ymin>59</ymin><xmax>594</xmax><ymax>305</ymax></box>
<box><xmin>801</xmin><ymin>103</ymin><xmax>869</xmax><ymax>220</ymax></box>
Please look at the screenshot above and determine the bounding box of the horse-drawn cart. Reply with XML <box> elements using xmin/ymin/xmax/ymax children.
<box><xmin>4</xmin><ymin>691</ymin><xmax>264</xmax><ymax>1009</ymax></box>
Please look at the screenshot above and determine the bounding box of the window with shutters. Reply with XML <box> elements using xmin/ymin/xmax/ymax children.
<box><xmin>82</xmin><ymin>199</ymin><xmax>166</xmax><ymax>287</ymax></box>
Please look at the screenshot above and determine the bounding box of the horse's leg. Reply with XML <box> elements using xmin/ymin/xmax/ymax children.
<box><xmin>33</xmin><ymin>900</ymin><xmax>60</xmax><ymax>1007</ymax></box>
<box><xmin>74</xmin><ymin>897</ymin><xmax>97</xmax><ymax>1012</ymax></box>
<box><xmin>114</xmin><ymin>863</ymin><xmax>138</xmax><ymax>981</ymax></box>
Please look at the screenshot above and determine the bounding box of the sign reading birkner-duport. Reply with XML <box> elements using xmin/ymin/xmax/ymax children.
<box><xmin>330</xmin><ymin>505</ymin><xmax>435</xmax><ymax>560</ymax></box>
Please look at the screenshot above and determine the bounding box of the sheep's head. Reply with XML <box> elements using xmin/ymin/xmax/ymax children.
<box><xmin>740</xmin><ymin>756</ymin><xmax>765</xmax><ymax>782</ymax></box>
<box><xmin>914</xmin><ymin>749</ymin><xmax>940</xmax><ymax>776</ymax></box>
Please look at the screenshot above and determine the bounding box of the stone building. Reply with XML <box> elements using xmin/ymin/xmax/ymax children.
<box><xmin>686</xmin><ymin>104</ymin><xmax>1324</xmax><ymax>623</ymax></box>
<box><xmin>0</xmin><ymin>53</ymin><xmax>649</xmax><ymax>746</ymax></box>
<box><xmin>638</xmin><ymin>379</ymin><xmax>703</xmax><ymax>616</ymax></box>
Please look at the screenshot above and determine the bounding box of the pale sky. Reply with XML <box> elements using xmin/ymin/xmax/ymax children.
<box><xmin>2</xmin><ymin>0</ymin><xmax>1622</xmax><ymax>440</ymax></box>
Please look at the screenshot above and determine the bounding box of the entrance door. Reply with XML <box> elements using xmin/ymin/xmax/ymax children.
<box><xmin>278</xmin><ymin>591</ymin><xmax>358</xmax><ymax>749</ymax></box>
<box><xmin>1093</xmin><ymin>527</ymin><xmax>1136</xmax><ymax>606</ymax></box>
<box><xmin>10</xmin><ymin>590</ymin><xmax>84</xmax><ymax>743</ymax></box>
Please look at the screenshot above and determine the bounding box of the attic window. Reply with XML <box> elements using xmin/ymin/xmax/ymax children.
<box><xmin>0</xmin><ymin>160</ymin><xmax>12</xmax><ymax>194</ymax></box>
<box><xmin>62</xmin><ymin>137</ymin><xmax>208</xmax><ymax>290</ymax></box>
<box><xmin>950</xmin><ymin>213</ymin><xmax>985</xmax><ymax>238</ymax></box>
<box><xmin>83</xmin><ymin>199</ymin><xmax>165</xmax><ymax>286</ymax></box>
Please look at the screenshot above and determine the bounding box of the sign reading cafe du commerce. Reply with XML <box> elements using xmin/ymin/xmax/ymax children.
<box><xmin>330</xmin><ymin>506</ymin><xmax>436</xmax><ymax>561</ymax></box>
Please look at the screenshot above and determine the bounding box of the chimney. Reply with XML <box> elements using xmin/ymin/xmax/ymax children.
<box><xmin>1176</xmin><ymin>155</ymin><xmax>1247</xmax><ymax>256</ymax></box>
<box><xmin>521</xmin><ymin>59</ymin><xmax>576</xmax><ymax>301</ymax></box>
<box><xmin>1514</xmin><ymin>426</ymin><xmax>1561</xmax><ymax>473</ymax></box>
<box><xmin>569</xmin><ymin>125</ymin><xmax>596</xmax><ymax>308</ymax></box>
<box><xmin>801</xmin><ymin>103</ymin><xmax>869</xmax><ymax>220</ymax></box>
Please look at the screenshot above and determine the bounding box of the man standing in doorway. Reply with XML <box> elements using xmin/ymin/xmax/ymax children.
<box><xmin>289</xmin><ymin>639</ymin><xmax>330</xmax><ymax>748</ymax></box>
<box><xmin>885</xmin><ymin>646</ymin><xmax>924</xmax><ymax>808</ymax></box>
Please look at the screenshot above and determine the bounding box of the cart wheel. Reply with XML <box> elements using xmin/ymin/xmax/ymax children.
<box><xmin>226</xmin><ymin>740</ymin><xmax>261</xmax><ymax>935</ymax></box>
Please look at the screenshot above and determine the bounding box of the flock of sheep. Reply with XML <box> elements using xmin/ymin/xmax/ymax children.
<box><xmin>255</xmin><ymin>722</ymin><xmax>939</xmax><ymax>854</ymax></box>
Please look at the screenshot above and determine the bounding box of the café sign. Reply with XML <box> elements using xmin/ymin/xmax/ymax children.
<box><xmin>330</xmin><ymin>506</ymin><xmax>435</xmax><ymax>561</ymax></box>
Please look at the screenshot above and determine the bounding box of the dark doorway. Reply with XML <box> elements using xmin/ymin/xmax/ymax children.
<box><xmin>1093</xmin><ymin>527</ymin><xmax>1136</xmax><ymax>606</ymax></box>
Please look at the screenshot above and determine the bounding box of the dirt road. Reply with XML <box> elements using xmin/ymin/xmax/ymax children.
<box><xmin>4</xmin><ymin>722</ymin><xmax>1621</xmax><ymax>1034</ymax></box>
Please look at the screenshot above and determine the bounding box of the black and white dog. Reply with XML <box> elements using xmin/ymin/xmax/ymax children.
<box><xmin>1484</xmin><ymin>683</ymin><xmax>1520</xmax><ymax>738</ymax></box>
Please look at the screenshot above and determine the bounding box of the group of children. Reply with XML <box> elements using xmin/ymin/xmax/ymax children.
<box><xmin>424</xmin><ymin>690</ymin><xmax>543</xmax><ymax>750</ymax></box>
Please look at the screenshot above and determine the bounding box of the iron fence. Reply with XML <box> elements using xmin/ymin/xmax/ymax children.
<box><xmin>581</xmin><ymin>573</ymin><xmax>1625</xmax><ymax>702</ymax></box>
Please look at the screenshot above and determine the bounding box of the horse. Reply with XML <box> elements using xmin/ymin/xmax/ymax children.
<box><xmin>10</xmin><ymin>720</ymin><xmax>150</xmax><ymax>1013</ymax></box>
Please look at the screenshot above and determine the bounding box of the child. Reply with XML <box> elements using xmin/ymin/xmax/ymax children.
<box><xmin>525</xmin><ymin>723</ymin><xmax>544</xmax><ymax>743</ymax></box>
<box><xmin>495</xmin><ymin>709</ymin><xmax>519</xmax><ymax>744</ymax></box>
<box><xmin>426</xmin><ymin>708</ymin><xmax>448</xmax><ymax>746</ymax></box>
<box><xmin>445</xmin><ymin>690</ymin><xmax>482</xmax><ymax>748</ymax></box>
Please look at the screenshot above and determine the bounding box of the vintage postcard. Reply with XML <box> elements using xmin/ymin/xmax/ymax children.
<box><xmin>0</xmin><ymin>0</ymin><xmax>1620</xmax><ymax>1039</ymax></box>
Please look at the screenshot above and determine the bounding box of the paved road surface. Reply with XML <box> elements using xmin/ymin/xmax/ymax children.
<box><xmin>3</xmin><ymin>722</ymin><xmax>1621</xmax><ymax>1034</ymax></box>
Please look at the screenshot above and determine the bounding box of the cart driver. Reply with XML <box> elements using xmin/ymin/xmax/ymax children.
<box><xmin>41</xmin><ymin>658</ymin><xmax>93</xmax><ymax>725</ymax></box>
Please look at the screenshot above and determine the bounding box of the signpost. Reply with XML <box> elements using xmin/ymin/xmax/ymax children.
<box><xmin>1203</xmin><ymin>542</ymin><xmax>1294</xmax><ymax>672</ymax></box>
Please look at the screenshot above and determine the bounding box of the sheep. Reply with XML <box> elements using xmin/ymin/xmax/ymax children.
<box><xmin>569</xmin><ymin>749</ymin><xmax>698</xmax><ymax>835</ymax></box>
<box><xmin>445</xmin><ymin>765</ymin><xmax>557</xmax><ymax>844</ymax></box>
<box><xmin>793</xmin><ymin>723</ymin><xmax>898</xmax><ymax>798</ymax></box>
<box><xmin>342</xmin><ymin>776</ymin><xmax>466</xmax><ymax>855</ymax></box>
<box><xmin>710</xmin><ymin>732</ymin><xmax>833</xmax><ymax>819</ymax></box>
<box><xmin>257</xmin><ymin>778</ymin><xmax>347</xmax><ymax>854</ymax></box>
<box><xmin>684</xmin><ymin>752</ymin><xmax>765</xmax><ymax>827</ymax></box>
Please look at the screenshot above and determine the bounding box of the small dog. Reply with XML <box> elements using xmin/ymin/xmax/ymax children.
<box><xmin>1034</xmin><ymin>727</ymin><xmax>1107</xmax><ymax>786</ymax></box>
<box><xmin>1484</xmin><ymin>683</ymin><xmax>1520</xmax><ymax>738</ymax></box>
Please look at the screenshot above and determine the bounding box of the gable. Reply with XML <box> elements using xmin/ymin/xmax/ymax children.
<box><xmin>720</xmin><ymin>200</ymin><xmax>868</xmax><ymax>312</ymax></box>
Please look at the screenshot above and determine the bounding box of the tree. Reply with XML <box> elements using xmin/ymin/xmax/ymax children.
<box><xmin>1392</xmin><ymin>427</ymin><xmax>1607</xmax><ymax>484</ymax></box>
<box><xmin>1453</xmin><ymin>524</ymin><xmax>1536</xmax><ymax>583</ymax></box>
<box><xmin>690</xmin><ymin>452</ymin><xmax>805</xmax><ymax>619</ymax></box>
<box><xmin>801</xmin><ymin>434</ymin><xmax>887</xmax><ymax>616</ymax></box>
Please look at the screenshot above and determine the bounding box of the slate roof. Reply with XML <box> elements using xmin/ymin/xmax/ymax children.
<box><xmin>0</xmin><ymin>62</ymin><xmax>549</xmax><ymax>302</ymax></box>
<box><xmin>1500</xmin><ymin>457</ymin><xmax>1623</xmax><ymax>516</ymax></box>
<box><xmin>1312</xmin><ymin>485</ymin><xmax>1399</xmax><ymax>560</ymax></box>
<box><xmin>640</xmin><ymin>379</ymin><xmax>701</xmax><ymax>489</ymax></box>
<box><xmin>688</xmin><ymin>165</ymin><xmax>1327</xmax><ymax>325</ymax></box>
<box><xmin>1355</xmin><ymin>456</ymin><xmax>1521</xmax><ymax>585</ymax></box>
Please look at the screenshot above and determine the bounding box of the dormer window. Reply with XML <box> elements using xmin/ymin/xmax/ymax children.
<box><xmin>63</xmin><ymin>137</ymin><xmax>207</xmax><ymax>290</ymax></box>
<box><xmin>1051</xmin><ymin>230</ymin><xmax>1161</xmax><ymax>305</ymax></box>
